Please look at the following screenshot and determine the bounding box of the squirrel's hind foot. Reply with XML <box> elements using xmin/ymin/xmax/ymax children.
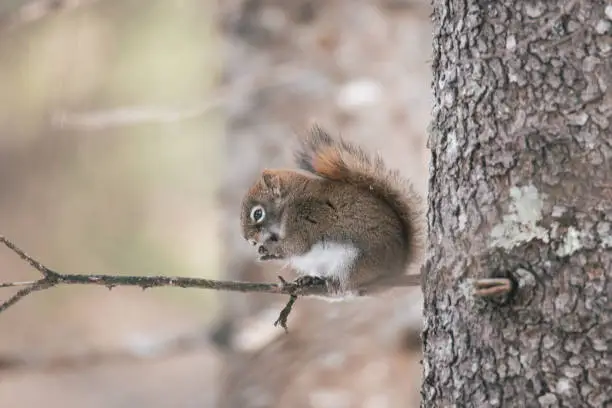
<box><xmin>294</xmin><ymin>275</ymin><xmax>327</xmax><ymax>288</ymax></box>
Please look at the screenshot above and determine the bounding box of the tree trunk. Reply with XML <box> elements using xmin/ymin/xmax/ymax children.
<box><xmin>423</xmin><ymin>1</ymin><xmax>612</xmax><ymax>407</ymax></box>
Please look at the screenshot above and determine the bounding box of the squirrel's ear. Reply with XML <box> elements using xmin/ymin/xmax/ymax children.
<box><xmin>261</xmin><ymin>170</ymin><xmax>282</xmax><ymax>197</ymax></box>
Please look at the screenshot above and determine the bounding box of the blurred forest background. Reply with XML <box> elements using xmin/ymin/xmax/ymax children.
<box><xmin>0</xmin><ymin>0</ymin><xmax>432</xmax><ymax>407</ymax></box>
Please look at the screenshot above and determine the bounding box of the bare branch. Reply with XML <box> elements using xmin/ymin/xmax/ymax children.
<box><xmin>0</xmin><ymin>235</ymin><xmax>327</xmax><ymax>329</ymax></box>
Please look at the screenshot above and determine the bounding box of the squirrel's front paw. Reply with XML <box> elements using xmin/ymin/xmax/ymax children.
<box><xmin>257</xmin><ymin>245</ymin><xmax>283</xmax><ymax>261</ymax></box>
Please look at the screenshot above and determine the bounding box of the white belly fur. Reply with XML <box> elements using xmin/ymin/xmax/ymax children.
<box><xmin>288</xmin><ymin>242</ymin><xmax>359</xmax><ymax>300</ymax></box>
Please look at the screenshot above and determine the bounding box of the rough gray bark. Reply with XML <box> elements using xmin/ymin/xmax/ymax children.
<box><xmin>423</xmin><ymin>1</ymin><xmax>612</xmax><ymax>407</ymax></box>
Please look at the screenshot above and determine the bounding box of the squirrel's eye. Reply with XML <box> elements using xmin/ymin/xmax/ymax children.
<box><xmin>250</xmin><ymin>205</ymin><xmax>265</xmax><ymax>224</ymax></box>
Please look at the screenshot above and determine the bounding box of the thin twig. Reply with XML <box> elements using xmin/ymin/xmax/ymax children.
<box><xmin>0</xmin><ymin>236</ymin><xmax>57</xmax><ymax>277</ymax></box>
<box><xmin>0</xmin><ymin>285</ymin><xmax>39</xmax><ymax>313</ymax></box>
<box><xmin>0</xmin><ymin>235</ymin><xmax>327</xmax><ymax>329</ymax></box>
<box><xmin>274</xmin><ymin>295</ymin><xmax>297</xmax><ymax>333</ymax></box>
<box><xmin>0</xmin><ymin>281</ymin><xmax>37</xmax><ymax>288</ymax></box>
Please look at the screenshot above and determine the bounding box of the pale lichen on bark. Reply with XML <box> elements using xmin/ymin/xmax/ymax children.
<box><xmin>489</xmin><ymin>184</ymin><xmax>549</xmax><ymax>250</ymax></box>
<box><xmin>489</xmin><ymin>184</ymin><xmax>603</xmax><ymax>258</ymax></box>
<box><xmin>555</xmin><ymin>226</ymin><xmax>588</xmax><ymax>257</ymax></box>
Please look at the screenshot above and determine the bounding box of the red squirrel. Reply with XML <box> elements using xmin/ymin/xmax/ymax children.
<box><xmin>240</xmin><ymin>126</ymin><xmax>425</xmax><ymax>298</ymax></box>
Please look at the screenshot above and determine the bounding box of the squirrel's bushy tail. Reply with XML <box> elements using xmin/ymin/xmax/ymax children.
<box><xmin>295</xmin><ymin>125</ymin><xmax>424</xmax><ymax>265</ymax></box>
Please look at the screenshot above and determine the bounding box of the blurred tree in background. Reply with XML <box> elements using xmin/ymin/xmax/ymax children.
<box><xmin>214</xmin><ymin>1</ymin><xmax>430</xmax><ymax>407</ymax></box>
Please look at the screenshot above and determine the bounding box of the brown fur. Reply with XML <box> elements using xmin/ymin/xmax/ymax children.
<box><xmin>240</xmin><ymin>126</ymin><xmax>424</xmax><ymax>294</ymax></box>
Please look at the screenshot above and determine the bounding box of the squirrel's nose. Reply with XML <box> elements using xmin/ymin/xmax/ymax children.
<box><xmin>268</xmin><ymin>233</ymin><xmax>279</xmax><ymax>242</ymax></box>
